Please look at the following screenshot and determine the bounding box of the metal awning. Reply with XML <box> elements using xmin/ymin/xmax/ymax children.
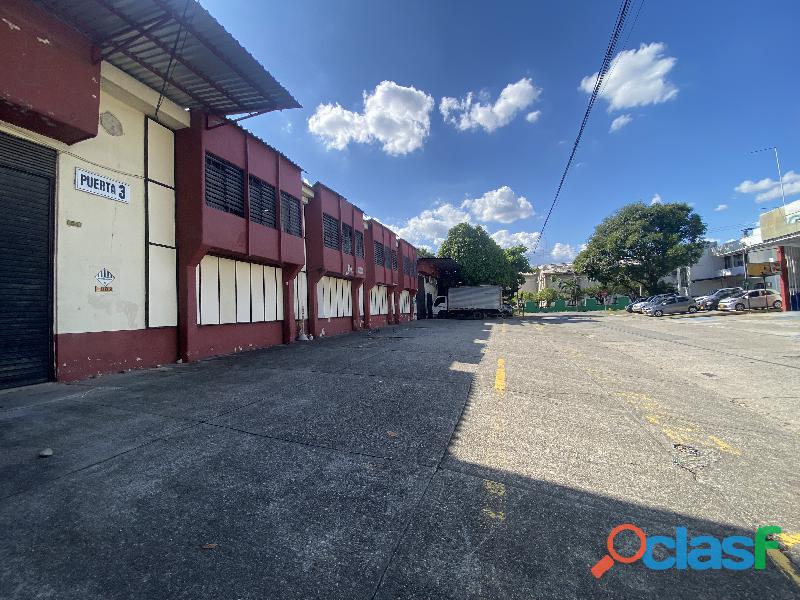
<box><xmin>34</xmin><ymin>0</ymin><xmax>301</xmax><ymax>115</ymax></box>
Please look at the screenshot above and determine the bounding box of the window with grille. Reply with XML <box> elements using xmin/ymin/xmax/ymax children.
<box><xmin>205</xmin><ymin>153</ymin><xmax>244</xmax><ymax>216</ymax></box>
<box><xmin>342</xmin><ymin>223</ymin><xmax>353</xmax><ymax>255</ymax></box>
<box><xmin>385</xmin><ymin>246</ymin><xmax>391</xmax><ymax>269</ymax></box>
<box><xmin>355</xmin><ymin>231</ymin><xmax>364</xmax><ymax>258</ymax></box>
<box><xmin>391</xmin><ymin>250</ymin><xmax>398</xmax><ymax>271</ymax></box>
<box><xmin>249</xmin><ymin>175</ymin><xmax>276</xmax><ymax>228</ymax></box>
<box><xmin>374</xmin><ymin>241</ymin><xmax>384</xmax><ymax>266</ymax></box>
<box><xmin>281</xmin><ymin>192</ymin><xmax>302</xmax><ymax>236</ymax></box>
<box><xmin>323</xmin><ymin>213</ymin><xmax>340</xmax><ymax>249</ymax></box>
<box><xmin>403</xmin><ymin>255</ymin><xmax>411</xmax><ymax>274</ymax></box>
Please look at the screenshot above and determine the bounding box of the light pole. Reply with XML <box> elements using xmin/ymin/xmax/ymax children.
<box><xmin>751</xmin><ymin>146</ymin><xmax>787</xmax><ymax>212</ymax></box>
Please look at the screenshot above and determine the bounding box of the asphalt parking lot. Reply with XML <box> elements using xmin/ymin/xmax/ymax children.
<box><xmin>1</xmin><ymin>311</ymin><xmax>799</xmax><ymax>599</ymax></box>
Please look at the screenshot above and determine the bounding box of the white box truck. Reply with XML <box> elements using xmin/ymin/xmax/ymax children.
<box><xmin>432</xmin><ymin>285</ymin><xmax>509</xmax><ymax>319</ymax></box>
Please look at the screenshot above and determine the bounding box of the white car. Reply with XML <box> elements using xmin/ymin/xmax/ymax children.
<box><xmin>718</xmin><ymin>289</ymin><xmax>782</xmax><ymax>311</ymax></box>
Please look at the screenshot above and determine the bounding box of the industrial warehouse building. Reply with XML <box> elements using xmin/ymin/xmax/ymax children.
<box><xmin>0</xmin><ymin>0</ymin><xmax>417</xmax><ymax>389</ymax></box>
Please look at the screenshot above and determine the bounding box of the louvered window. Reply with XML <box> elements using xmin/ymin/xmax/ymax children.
<box><xmin>249</xmin><ymin>175</ymin><xmax>276</xmax><ymax>228</ymax></box>
<box><xmin>281</xmin><ymin>192</ymin><xmax>302</xmax><ymax>236</ymax></box>
<box><xmin>355</xmin><ymin>231</ymin><xmax>364</xmax><ymax>258</ymax></box>
<box><xmin>391</xmin><ymin>250</ymin><xmax>398</xmax><ymax>271</ymax></box>
<box><xmin>385</xmin><ymin>246</ymin><xmax>392</xmax><ymax>269</ymax></box>
<box><xmin>205</xmin><ymin>153</ymin><xmax>244</xmax><ymax>216</ymax></box>
<box><xmin>323</xmin><ymin>213</ymin><xmax>340</xmax><ymax>249</ymax></box>
<box><xmin>374</xmin><ymin>241</ymin><xmax>384</xmax><ymax>266</ymax></box>
<box><xmin>403</xmin><ymin>256</ymin><xmax>411</xmax><ymax>274</ymax></box>
<box><xmin>342</xmin><ymin>223</ymin><xmax>353</xmax><ymax>255</ymax></box>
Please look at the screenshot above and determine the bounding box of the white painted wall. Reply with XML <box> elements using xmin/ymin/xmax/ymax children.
<box><xmin>317</xmin><ymin>276</ymin><xmax>352</xmax><ymax>318</ymax></box>
<box><xmin>198</xmin><ymin>255</ymin><xmax>284</xmax><ymax>325</ymax></box>
<box><xmin>399</xmin><ymin>290</ymin><xmax>412</xmax><ymax>313</ymax></box>
<box><xmin>0</xmin><ymin>63</ymin><xmax>187</xmax><ymax>335</ymax></box>
<box><xmin>370</xmin><ymin>285</ymin><xmax>389</xmax><ymax>315</ymax></box>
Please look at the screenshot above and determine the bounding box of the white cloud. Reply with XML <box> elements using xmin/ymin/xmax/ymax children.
<box><xmin>394</xmin><ymin>203</ymin><xmax>471</xmax><ymax>248</ymax></box>
<box><xmin>308</xmin><ymin>81</ymin><xmax>434</xmax><ymax>155</ymax></box>
<box><xmin>491</xmin><ymin>230</ymin><xmax>541</xmax><ymax>250</ymax></box>
<box><xmin>394</xmin><ymin>186</ymin><xmax>533</xmax><ymax>248</ymax></box>
<box><xmin>714</xmin><ymin>203</ymin><xmax>729</xmax><ymax>212</ymax></box>
<box><xmin>440</xmin><ymin>78</ymin><xmax>541</xmax><ymax>133</ymax></box>
<box><xmin>650</xmin><ymin>193</ymin><xmax>662</xmax><ymax>205</ymax></box>
<box><xmin>525</xmin><ymin>110</ymin><xmax>542</xmax><ymax>124</ymax></box>
<box><xmin>580</xmin><ymin>42</ymin><xmax>678</xmax><ymax>111</ymax></box>
<box><xmin>735</xmin><ymin>170</ymin><xmax>800</xmax><ymax>203</ymax></box>
<box><xmin>609</xmin><ymin>114</ymin><xmax>633</xmax><ymax>133</ymax></box>
<box><xmin>461</xmin><ymin>186</ymin><xmax>533</xmax><ymax>224</ymax></box>
<box><xmin>551</xmin><ymin>242</ymin><xmax>578</xmax><ymax>261</ymax></box>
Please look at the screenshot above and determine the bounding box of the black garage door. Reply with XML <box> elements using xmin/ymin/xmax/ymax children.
<box><xmin>0</xmin><ymin>132</ymin><xmax>55</xmax><ymax>389</ymax></box>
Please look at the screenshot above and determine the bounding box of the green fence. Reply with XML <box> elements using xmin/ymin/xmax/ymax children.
<box><xmin>523</xmin><ymin>296</ymin><xmax>631</xmax><ymax>313</ymax></box>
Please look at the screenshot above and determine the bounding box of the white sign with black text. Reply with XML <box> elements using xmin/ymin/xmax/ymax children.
<box><xmin>74</xmin><ymin>168</ymin><xmax>130</xmax><ymax>203</ymax></box>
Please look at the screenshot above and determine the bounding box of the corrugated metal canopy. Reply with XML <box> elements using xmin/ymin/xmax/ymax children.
<box><xmin>33</xmin><ymin>0</ymin><xmax>301</xmax><ymax>115</ymax></box>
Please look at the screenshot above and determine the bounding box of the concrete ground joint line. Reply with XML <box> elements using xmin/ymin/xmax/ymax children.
<box><xmin>369</xmin><ymin>368</ymin><xmax>477</xmax><ymax>599</ymax></box>
<box><xmin>0</xmin><ymin>422</ymin><xmax>201</xmax><ymax>504</ymax></box>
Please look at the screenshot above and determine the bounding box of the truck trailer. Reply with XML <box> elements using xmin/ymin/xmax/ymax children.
<box><xmin>432</xmin><ymin>285</ymin><xmax>508</xmax><ymax>319</ymax></box>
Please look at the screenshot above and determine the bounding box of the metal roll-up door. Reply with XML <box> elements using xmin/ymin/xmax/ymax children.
<box><xmin>0</xmin><ymin>132</ymin><xmax>56</xmax><ymax>389</ymax></box>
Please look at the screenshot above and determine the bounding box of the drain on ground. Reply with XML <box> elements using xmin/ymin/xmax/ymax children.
<box><xmin>672</xmin><ymin>443</ymin><xmax>700</xmax><ymax>456</ymax></box>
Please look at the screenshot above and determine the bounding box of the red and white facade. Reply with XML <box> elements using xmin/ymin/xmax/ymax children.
<box><xmin>304</xmin><ymin>183</ymin><xmax>366</xmax><ymax>338</ymax></box>
<box><xmin>0</xmin><ymin>0</ymin><xmax>418</xmax><ymax>389</ymax></box>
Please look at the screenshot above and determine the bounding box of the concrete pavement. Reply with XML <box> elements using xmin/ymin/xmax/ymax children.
<box><xmin>1</xmin><ymin>312</ymin><xmax>798</xmax><ymax>598</ymax></box>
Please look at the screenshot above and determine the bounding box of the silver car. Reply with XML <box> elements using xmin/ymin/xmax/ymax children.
<box><xmin>644</xmin><ymin>295</ymin><xmax>698</xmax><ymax>317</ymax></box>
<box><xmin>718</xmin><ymin>289</ymin><xmax>782</xmax><ymax>311</ymax></box>
<box><xmin>632</xmin><ymin>294</ymin><xmax>675</xmax><ymax>313</ymax></box>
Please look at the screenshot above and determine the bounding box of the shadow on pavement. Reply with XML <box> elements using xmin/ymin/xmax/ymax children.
<box><xmin>0</xmin><ymin>319</ymin><xmax>796</xmax><ymax>599</ymax></box>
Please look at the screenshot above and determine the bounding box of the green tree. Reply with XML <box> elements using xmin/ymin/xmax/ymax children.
<box><xmin>502</xmin><ymin>245</ymin><xmax>532</xmax><ymax>293</ymax></box>
<box><xmin>415</xmin><ymin>247</ymin><xmax>435</xmax><ymax>258</ymax></box>
<box><xmin>438</xmin><ymin>224</ymin><xmax>530</xmax><ymax>291</ymax></box>
<box><xmin>574</xmin><ymin>202</ymin><xmax>706</xmax><ymax>295</ymax></box>
<box><xmin>557</xmin><ymin>278</ymin><xmax>583</xmax><ymax>304</ymax></box>
<box><xmin>537</xmin><ymin>287</ymin><xmax>559</xmax><ymax>307</ymax></box>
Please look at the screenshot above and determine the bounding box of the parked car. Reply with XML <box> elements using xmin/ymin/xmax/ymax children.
<box><xmin>643</xmin><ymin>295</ymin><xmax>698</xmax><ymax>317</ymax></box>
<box><xmin>695</xmin><ymin>287</ymin><xmax>744</xmax><ymax>311</ymax></box>
<box><xmin>718</xmin><ymin>289</ymin><xmax>782</xmax><ymax>311</ymax></box>
<box><xmin>626</xmin><ymin>297</ymin><xmax>646</xmax><ymax>312</ymax></box>
<box><xmin>633</xmin><ymin>294</ymin><xmax>676</xmax><ymax>313</ymax></box>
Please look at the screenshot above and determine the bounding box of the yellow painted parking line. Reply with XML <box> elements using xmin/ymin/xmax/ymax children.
<box><xmin>768</xmin><ymin>549</ymin><xmax>800</xmax><ymax>587</ymax></box>
<box><xmin>778</xmin><ymin>532</ymin><xmax>800</xmax><ymax>549</ymax></box>
<box><xmin>494</xmin><ymin>358</ymin><xmax>506</xmax><ymax>392</ymax></box>
<box><xmin>708</xmin><ymin>435</ymin><xmax>741</xmax><ymax>456</ymax></box>
<box><xmin>484</xmin><ymin>480</ymin><xmax>506</xmax><ymax>496</ymax></box>
<box><xmin>482</xmin><ymin>507</ymin><xmax>506</xmax><ymax>521</ymax></box>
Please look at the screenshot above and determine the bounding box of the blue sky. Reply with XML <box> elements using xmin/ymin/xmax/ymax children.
<box><xmin>201</xmin><ymin>0</ymin><xmax>800</xmax><ymax>263</ymax></box>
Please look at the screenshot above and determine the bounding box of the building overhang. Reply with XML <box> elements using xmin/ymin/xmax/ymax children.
<box><xmin>34</xmin><ymin>0</ymin><xmax>301</xmax><ymax>116</ymax></box>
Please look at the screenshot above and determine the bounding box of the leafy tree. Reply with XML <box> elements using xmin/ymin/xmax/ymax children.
<box><xmin>557</xmin><ymin>278</ymin><xmax>583</xmax><ymax>304</ymax></box>
<box><xmin>438</xmin><ymin>224</ymin><xmax>531</xmax><ymax>291</ymax></box>
<box><xmin>502</xmin><ymin>245</ymin><xmax>532</xmax><ymax>293</ymax></box>
<box><xmin>574</xmin><ymin>202</ymin><xmax>706</xmax><ymax>295</ymax></box>
<box><xmin>537</xmin><ymin>288</ymin><xmax>559</xmax><ymax>307</ymax></box>
<box><xmin>416</xmin><ymin>247</ymin><xmax>435</xmax><ymax>258</ymax></box>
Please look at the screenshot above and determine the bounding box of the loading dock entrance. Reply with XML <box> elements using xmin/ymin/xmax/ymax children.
<box><xmin>0</xmin><ymin>132</ymin><xmax>55</xmax><ymax>389</ymax></box>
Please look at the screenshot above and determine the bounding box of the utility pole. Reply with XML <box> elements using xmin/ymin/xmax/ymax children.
<box><xmin>752</xmin><ymin>146</ymin><xmax>788</xmax><ymax>212</ymax></box>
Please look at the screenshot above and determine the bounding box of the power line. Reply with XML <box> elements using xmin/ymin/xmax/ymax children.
<box><xmin>531</xmin><ymin>0</ymin><xmax>635</xmax><ymax>255</ymax></box>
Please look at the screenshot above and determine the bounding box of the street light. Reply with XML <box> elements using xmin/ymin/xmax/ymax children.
<box><xmin>751</xmin><ymin>146</ymin><xmax>788</xmax><ymax>212</ymax></box>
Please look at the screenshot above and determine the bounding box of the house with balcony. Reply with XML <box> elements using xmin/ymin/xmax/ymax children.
<box><xmin>304</xmin><ymin>182</ymin><xmax>366</xmax><ymax>337</ymax></box>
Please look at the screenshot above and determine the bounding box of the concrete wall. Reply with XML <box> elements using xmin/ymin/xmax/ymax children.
<box><xmin>0</xmin><ymin>60</ymin><xmax>188</xmax><ymax>381</ymax></box>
